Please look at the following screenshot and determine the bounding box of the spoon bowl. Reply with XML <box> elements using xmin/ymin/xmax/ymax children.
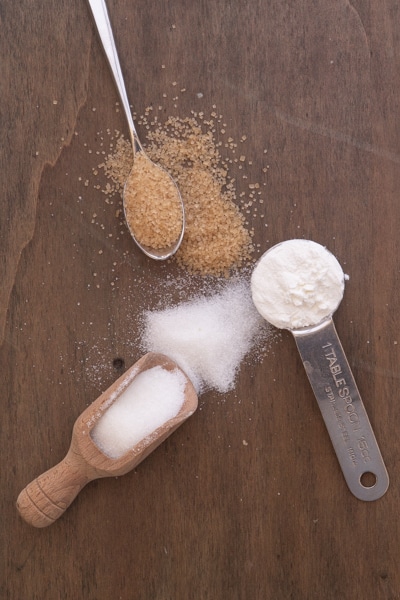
<box><xmin>16</xmin><ymin>353</ymin><xmax>198</xmax><ymax>527</ymax></box>
<box><xmin>87</xmin><ymin>0</ymin><xmax>184</xmax><ymax>259</ymax></box>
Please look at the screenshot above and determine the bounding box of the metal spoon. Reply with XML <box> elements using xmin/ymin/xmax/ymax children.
<box><xmin>251</xmin><ymin>240</ymin><xmax>389</xmax><ymax>501</ymax></box>
<box><xmin>87</xmin><ymin>0</ymin><xmax>184</xmax><ymax>260</ymax></box>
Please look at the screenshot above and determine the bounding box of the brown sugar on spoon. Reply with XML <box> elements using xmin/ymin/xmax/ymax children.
<box><xmin>123</xmin><ymin>153</ymin><xmax>184</xmax><ymax>250</ymax></box>
<box><xmin>98</xmin><ymin>111</ymin><xmax>256</xmax><ymax>276</ymax></box>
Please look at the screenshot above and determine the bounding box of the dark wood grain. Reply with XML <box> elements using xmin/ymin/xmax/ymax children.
<box><xmin>2</xmin><ymin>1</ymin><xmax>400</xmax><ymax>598</ymax></box>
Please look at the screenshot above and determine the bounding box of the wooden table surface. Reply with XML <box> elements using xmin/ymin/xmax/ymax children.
<box><xmin>2</xmin><ymin>1</ymin><xmax>400</xmax><ymax>598</ymax></box>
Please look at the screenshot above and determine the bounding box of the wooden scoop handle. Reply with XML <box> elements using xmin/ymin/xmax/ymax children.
<box><xmin>16</xmin><ymin>450</ymin><xmax>92</xmax><ymax>528</ymax></box>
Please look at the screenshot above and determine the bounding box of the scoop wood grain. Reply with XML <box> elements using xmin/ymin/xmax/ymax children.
<box><xmin>16</xmin><ymin>352</ymin><xmax>198</xmax><ymax>528</ymax></box>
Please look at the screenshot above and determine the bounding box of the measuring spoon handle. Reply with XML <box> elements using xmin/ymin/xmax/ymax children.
<box><xmin>292</xmin><ymin>318</ymin><xmax>389</xmax><ymax>501</ymax></box>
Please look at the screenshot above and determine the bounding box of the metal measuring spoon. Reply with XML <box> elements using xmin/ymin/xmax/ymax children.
<box><xmin>87</xmin><ymin>0</ymin><xmax>184</xmax><ymax>260</ymax></box>
<box><xmin>251</xmin><ymin>239</ymin><xmax>389</xmax><ymax>501</ymax></box>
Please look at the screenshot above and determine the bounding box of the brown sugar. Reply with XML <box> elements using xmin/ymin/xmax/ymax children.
<box><xmin>99</xmin><ymin>135</ymin><xmax>133</xmax><ymax>195</ymax></box>
<box><xmin>144</xmin><ymin>116</ymin><xmax>253</xmax><ymax>275</ymax></box>
<box><xmin>99</xmin><ymin>110</ymin><xmax>259</xmax><ymax>276</ymax></box>
<box><xmin>124</xmin><ymin>152</ymin><xmax>183</xmax><ymax>249</ymax></box>
<box><xmin>171</xmin><ymin>163</ymin><xmax>251</xmax><ymax>275</ymax></box>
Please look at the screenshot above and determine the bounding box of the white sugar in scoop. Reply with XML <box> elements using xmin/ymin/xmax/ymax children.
<box><xmin>17</xmin><ymin>353</ymin><xmax>198</xmax><ymax>527</ymax></box>
<box><xmin>251</xmin><ymin>239</ymin><xmax>389</xmax><ymax>501</ymax></box>
<box><xmin>91</xmin><ymin>365</ymin><xmax>187</xmax><ymax>459</ymax></box>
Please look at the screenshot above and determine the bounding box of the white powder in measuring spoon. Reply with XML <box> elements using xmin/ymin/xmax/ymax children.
<box><xmin>251</xmin><ymin>239</ymin><xmax>346</xmax><ymax>329</ymax></box>
<box><xmin>140</xmin><ymin>280</ymin><xmax>265</xmax><ymax>394</ymax></box>
<box><xmin>91</xmin><ymin>366</ymin><xmax>186</xmax><ymax>459</ymax></box>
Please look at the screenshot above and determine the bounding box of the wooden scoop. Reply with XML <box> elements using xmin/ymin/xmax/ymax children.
<box><xmin>16</xmin><ymin>353</ymin><xmax>198</xmax><ymax>528</ymax></box>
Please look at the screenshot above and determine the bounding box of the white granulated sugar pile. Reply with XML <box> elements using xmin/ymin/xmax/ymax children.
<box><xmin>140</xmin><ymin>280</ymin><xmax>266</xmax><ymax>394</ymax></box>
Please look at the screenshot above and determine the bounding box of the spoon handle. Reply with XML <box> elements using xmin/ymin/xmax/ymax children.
<box><xmin>292</xmin><ymin>318</ymin><xmax>389</xmax><ymax>501</ymax></box>
<box><xmin>16</xmin><ymin>449</ymin><xmax>92</xmax><ymax>527</ymax></box>
<box><xmin>87</xmin><ymin>0</ymin><xmax>140</xmax><ymax>151</ymax></box>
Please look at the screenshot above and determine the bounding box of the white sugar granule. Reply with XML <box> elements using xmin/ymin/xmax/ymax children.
<box><xmin>91</xmin><ymin>366</ymin><xmax>186</xmax><ymax>458</ymax></box>
<box><xmin>140</xmin><ymin>280</ymin><xmax>265</xmax><ymax>394</ymax></box>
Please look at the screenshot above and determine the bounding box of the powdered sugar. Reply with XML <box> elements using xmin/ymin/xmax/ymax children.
<box><xmin>251</xmin><ymin>240</ymin><xmax>346</xmax><ymax>329</ymax></box>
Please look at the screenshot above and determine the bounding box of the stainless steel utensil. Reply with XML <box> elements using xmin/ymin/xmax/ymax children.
<box><xmin>87</xmin><ymin>0</ymin><xmax>184</xmax><ymax>260</ymax></box>
<box><xmin>292</xmin><ymin>316</ymin><xmax>389</xmax><ymax>501</ymax></box>
<box><xmin>252</xmin><ymin>240</ymin><xmax>389</xmax><ymax>501</ymax></box>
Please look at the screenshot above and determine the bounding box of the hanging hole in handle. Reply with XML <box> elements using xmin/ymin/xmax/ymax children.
<box><xmin>360</xmin><ymin>471</ymin><xmax>377</xmax><ymax>488</ymax></box>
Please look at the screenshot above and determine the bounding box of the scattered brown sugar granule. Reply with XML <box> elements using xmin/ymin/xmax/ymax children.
<box><xmin>124</xmin><ymin>152</ymin><xmax>182</xmax><ymax>249</ymax></box>
<box><xmin>99</xmin><ymin>135</ymin><xmax>133</xmax><ymax>195</ymax></box>
<box><xmin>174</xmin><ymin>167</ymin><xmax>251</xmax><ymax>275</ymax></box>
<box><xmin>144</xmin><ymin>116</ymin><xmax>253</xmax><ymax>275</ymax></box>
<box><xmin>98</xmin><ymin>110</ymin><xmax>258</xmax><ymax>276</ymax></box>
